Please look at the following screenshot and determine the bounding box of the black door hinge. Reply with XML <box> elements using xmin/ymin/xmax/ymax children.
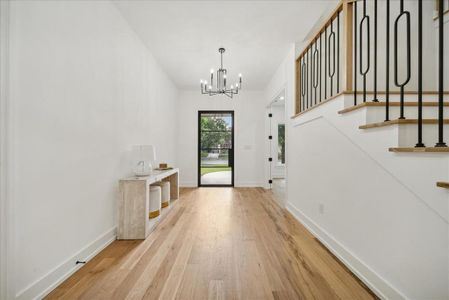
<box><xmin>268</xmin><ymin>113</ymin><xmax>273</xmax><ymax>118</ymax></box>
<box><xmin>268</xmin><ymin>157</ymin><xmax>272</xmax><ymax>162</ymax></box>
<box><xmin>268</xmin><ymin>179</ymin><xmax>273</xmax><ymax>184</ymax></box>
<box><xmin>268</xmin><ymin>135</ymin><xmax>272</xmax><ymax>140</ymax></box>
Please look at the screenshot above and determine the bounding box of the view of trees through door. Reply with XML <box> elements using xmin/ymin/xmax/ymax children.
<box><xmin>198</xmin><ymin>111</ymin><xmax>234</xmax><ymax>186</ymax></box>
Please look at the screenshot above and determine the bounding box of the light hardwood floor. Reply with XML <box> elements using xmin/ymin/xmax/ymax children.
<box><xmin>46</xmin><ymin>188</ymin><xmax>377</xmax><ymax>300</ymax></box>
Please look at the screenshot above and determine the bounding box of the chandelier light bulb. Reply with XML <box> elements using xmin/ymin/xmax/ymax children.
<box><xmin>204</xmin><ymin>80</ymin><xmax>207</xmax><ymax>85</ymax></box>
<box><xmin>200</xmin><ymin>80</ymin><xmax>203</xmax><ymax>84</ymax></box>
<box><xmin>239</xmin><ymin>73</ymin><xmax>242</xmax><ymax>78</ymax></box>
<box><xmin>236</xmin><ymin>83</ymin><xmax>239</xmax><ymax>88</ymax></box>
<box><xmin>223</xmin><ymin>74</ymin><xmax>227</xmax><ymax>78</ymax></box>
<box><xmin>231</xmin><ymin>85</ymin><xmax>234</xmax><ymax>89</ymax></box>
<box><xmin>208</xmin><ymin>85</ymin><xmax>212</xmax><ymax>90</ymax></box>
<box><xmin>210</xmin><ymin>69</ymin><xmax>214</xmax><ymax>74</ymax></box>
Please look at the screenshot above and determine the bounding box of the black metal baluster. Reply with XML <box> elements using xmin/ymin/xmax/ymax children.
<box><xmin>385</xmin><ymin>0</ymin><xmax>390</xmax><ymax>121</ymax></box>
<box><xmin>329</xmin><ymin>19</ymin><xmax>336</xmax><ymax>97</ymax></box>
<box><xmin>416</xmin><ymin>0</ymin><xmax>424</xmax><ymax>147</ymax></box>
<box><xmin>337</xmin><ymin>12</ymin><xmax>340</xmax><ymax>93</ymax></box>
<box><xmin>325</xmin><ymin>26</ymin><xmax>328</xmax><ymax>100</ymax></box>
<box><xmin>360</xmin><ymin>0</ymin><xmax>370</xmax><ymax>103</ymax></box>
<box><xmin>313</xmin><ymin>43</ymin><xmax>319</xmax><ymax>105</ymax></box>
<box><xmin>320</xmin><ymin>32</ymin><xmax>323</xmax><ymax>102</ymax></box>
<box><xmin>309</xmin><ymin>46</ymin><xmax>313</xmax><ymax>108</ymax></box>
<box><xmin>394</xmin><ymin>0</ymin><xmax>411</xmax><ymax>119</ymax></box>
<box><xmin>373</xmin><ymin>0</ymin><xmax>378</xmax><ymax>102</ymax></box>
<box><xmin>311</xmin><ymin>45</ymin><xmax>315</xmax><ymax>106</ymax></box>
<box><xmin>304</xmin><ymin>50</ymin><xmax>309</xmax><ymax>109</ymax></box>
<box><xmin>436</xmin><ymin>0</ymin><xmax>447</xmax><ymax>147</ymax></box>
<box><xmin>354</xmin><ymin>0</ymin><xmax>358</xmax><ymax>106</ymax></box>
<box><xmin>301</xmin><ymin>58</ymin><xmax>306</xmax><ymax>112</ymax></box>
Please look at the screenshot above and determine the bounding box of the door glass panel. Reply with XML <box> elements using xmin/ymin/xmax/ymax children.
<box><xmin>199</xmin><ymin>112</ymin><xmax>233</xmax><ymax>186</ymax></box>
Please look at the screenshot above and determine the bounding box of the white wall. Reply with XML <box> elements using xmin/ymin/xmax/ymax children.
<box><xmin>6</xmin><ymin>1</ymin><xmax>178</xmax><ymax>298</ymax></box>
<box><xmin>176</xmin><ymin>90</ymin><xmax>265</xmax><ymax>187</ymax></box>
<box><xmin>0</xmin><ymin>1</ymin><xmax>12</xmax><ymax>299</ymax></box>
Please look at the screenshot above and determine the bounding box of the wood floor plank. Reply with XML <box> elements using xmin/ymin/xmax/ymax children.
<box><xmin>46</xmin><ymin>187</ymin><xmax>377</xmax><ymax>300</ymax></box>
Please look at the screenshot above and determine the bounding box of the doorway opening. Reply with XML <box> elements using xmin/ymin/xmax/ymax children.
<box><xmin>198</xmin><ymin>111</ymin><xmax>234</xmax><ymax>187</ymax></box>
<box><xmin>267</xmin><ymin>91</ymin><xmax>286</xmax><ymax>205</ymax></box>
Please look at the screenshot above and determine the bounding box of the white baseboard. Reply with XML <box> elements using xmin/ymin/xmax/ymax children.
<box><xmin>235</xmin><ymin>182</ymin><xmax>263</xmax><ymax>187</ymax></box>
<box><xmin>180</xmin><ymin>182</ymin><xmax>264</xmax><ymax>188</ymax></box>
<box><xmin>286</xmin><ymin>202</ymin><xmax>406</xmax><ymax>300</ymax></box>
<box><xmin>180</xmin><ymin>181</ymin><xmax>197</xmax><ymax>188</ymax></box>
<box><xmin>15</xmin><ymin>227</ymin><xmax>117</xmax><ymax>300</ymax></box>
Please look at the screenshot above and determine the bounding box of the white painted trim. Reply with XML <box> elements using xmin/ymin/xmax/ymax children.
<box><xmin>179</xmin><ymin>182</ymin><xmax>264</xmax><ymax>188</ymax></box>
<box><xmin>15</xmin><ymin>227</ymin><xmax>117</xmax><ymax>300</ymax></box>
<box><xmin>286</xmin><ymin>202</ymin><xmax>407</xmax><ymax>300</ymax></box>
<box><xmin>0</xmin><ymin>1</ymin><xmax>12</xmax><ymax>299</ymax></box>
<box><xmin>180</xmin><ymin>181</ymin><xmax>197</xmax><ymax>188</ymax></box>
<box><xmin>234</xmin><ymin>182</ymin><xmax>264</xmax><ymax>188</ymax></box>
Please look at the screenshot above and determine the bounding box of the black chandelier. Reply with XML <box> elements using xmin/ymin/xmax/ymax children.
<box><xmin>200</xmin><ymin>48</ymin><xmax>242</xmax><ymax>98</ymax></box>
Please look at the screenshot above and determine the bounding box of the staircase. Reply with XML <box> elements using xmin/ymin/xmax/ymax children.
<box><xmin>336</xmin><ymin>91</ymin><xmax>449</xmax><ymax>196</ymax></box>
<box><xmin>289</xmin><ymin>0</ymin><xmax>449</xmax><ymax>298</ymax></box>
<box><xmin>295</xmin><ymin>0</ymin><xmax>449</xmax><ymax>190</ymax></box>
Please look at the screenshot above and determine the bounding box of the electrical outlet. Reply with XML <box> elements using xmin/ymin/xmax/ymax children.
<box><xmin>319</xmin><ymin>203</ymin><xmax>324</xmax><ymax>214</ymax></box>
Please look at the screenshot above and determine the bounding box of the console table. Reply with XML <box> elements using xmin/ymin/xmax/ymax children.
<box><xmin>117</xmin><ymin>168</ymin><xmax>179</xmax><ymax>240</ymax></box>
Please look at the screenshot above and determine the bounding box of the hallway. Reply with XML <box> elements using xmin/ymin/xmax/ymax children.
<box><xmin>47</xmin><ymin>188</ymin><xmax>375</xmax><ymax>299</ymax></box>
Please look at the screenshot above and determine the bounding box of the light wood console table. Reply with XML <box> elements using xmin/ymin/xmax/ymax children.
<box><xmin>118</xmin><ymin>168</ymin><xmax>179</xmax><ymax>240</ymax></box>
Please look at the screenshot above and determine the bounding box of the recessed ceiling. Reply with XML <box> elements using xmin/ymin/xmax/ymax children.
<box><xmin>114</xmin><ymin>0</ymin><xmax>337</xmax><ymax>90</ymax></box>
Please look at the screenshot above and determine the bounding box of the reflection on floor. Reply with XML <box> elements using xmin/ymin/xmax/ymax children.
<box><xmin>271</xmin><ymin>178</ymin><xmax>285</xmax><ymax>205</ymax></box>
<box><xmin>201</xmin><ymin>171</ymin><xmax>232</xmax><ymax>185</ymax></box>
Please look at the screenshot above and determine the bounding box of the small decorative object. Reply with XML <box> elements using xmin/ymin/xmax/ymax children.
<box><xmin>132</xmin><ymin>145</ymin><xmax>156</xmax><ymax>177</ymax></box>
<box><xmin>156</xmin><ymin>163</ymin><xmax>173</xmax><ymax>171</ymax></box>
<box><xmin>200</xmin><ymin>48</ymin><xmax>243</xmax><ymax>98</ymax></box>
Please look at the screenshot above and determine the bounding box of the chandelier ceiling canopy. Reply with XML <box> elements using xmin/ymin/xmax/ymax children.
<box><xmin>200</xmin><ymin>48</ymin><xmax>242</xmax><ymax>98</ymax></box>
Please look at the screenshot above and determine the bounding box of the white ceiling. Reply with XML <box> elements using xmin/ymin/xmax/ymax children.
<box><xmin>114</xmin><ymin>0</ymin><xmax>337</xmax><ymax>90</ymax></box>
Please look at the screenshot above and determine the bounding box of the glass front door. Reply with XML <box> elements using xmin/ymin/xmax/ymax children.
<box><xmin>198</xmin><ymin>111</ymin><xmax>234</xmax><ymax>187</ymax></box>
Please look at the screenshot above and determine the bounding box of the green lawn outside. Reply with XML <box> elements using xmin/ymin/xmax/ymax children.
<box><xmin>200</xmin><ymin>164</ymin><xmax>231</xmax><ymax>176</ymax></box>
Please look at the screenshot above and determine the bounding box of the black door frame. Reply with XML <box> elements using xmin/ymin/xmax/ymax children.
<box><xmin>198</xmin><ymin>110</ymin><xmax>235</xmax><ymax>187</ymax></box>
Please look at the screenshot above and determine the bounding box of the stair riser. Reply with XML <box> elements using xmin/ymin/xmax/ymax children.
<box><xmin>365</xmin><ymin>107</ymin><xmax>449</xmax><ymax>123</ymax></box>
<box><xmin>397</xmin><ymin>124</ymin><xmax>449</xmax><ymax>147</ymax></box>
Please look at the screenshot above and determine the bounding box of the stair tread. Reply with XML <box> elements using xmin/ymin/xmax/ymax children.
<box><xmin>389</xmin><ymin>147</ymin><xmax>449</xmax><ymax>153</ymax></box>
<box><xmin>436</xmin><ymin>182</ymin><xmax>449</xmax><ymax>189</ymax></box>
<box><xmin>339</xmin><ymin>102</ymin><xmax>449</xmax><ymax>114</ymax></box>
<box><xmin>359</xmin><ymin>119</ymin><xmax>449</xmax><ymax>129</ymax></box>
